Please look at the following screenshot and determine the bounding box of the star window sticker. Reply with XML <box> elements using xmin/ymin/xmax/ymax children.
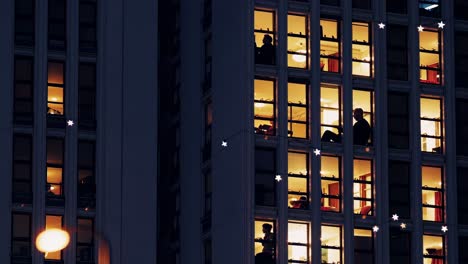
<box><xmin>438</xmin><ymin>21</ymin><xmax>445</xmax><ymax>29</ymax></box>
<box><xmin>392</xmin><ymin>214</ymin><xmax>399</xmax><ymax>221</ymax></box>
<box><xmin>67</xmin><ymin>120</ymin><xmax>74</xmax><ymax>126</ymax></box>
<box><xmin>441</xmin><ymin>225</ymin><xmax>448</xmax><ymax>233</ymax></box>
<box><xmin>275</xmin><ymin>175</ymin><xmax>282</xmax><ymax>182</ymax></box>
<box><xmin>418</xmin><ymin>25</ymin><xmax>424</xmax><ymax>32</ymax></box>
<box><xmin>221</xmin><ymin>140</ymin><xmax>228</xmax><ymax>147</ymax></box>
<box><xmin>372</xmin><ymin>225</ymin><xmax>379</xmax><ymax>233</ymax></box>
<box><xmin>378</xmin><ymin>22</ymin><xmax>386</xmax><ymax>29</ymax></box>
<box><xmin>400</xmin><ymin>223</ymin><xmax>407</xmax><ymax>229</ymax></box>
<box><xmin>313</xmin><ymin>148</ymin><xmax>321</xmax><ymax>156</ymax></box>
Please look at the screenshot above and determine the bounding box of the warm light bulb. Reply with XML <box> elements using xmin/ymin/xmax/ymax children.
<box><xmin>292</xmin><ymin>50</ymin><xmax>307</xmax><ymax>63</ymax></box>
<box><xmin>50</xmin><ymin>186</ymin><xmax>55</xmax><ymax>190</ymax></box>
<box><xmin>254</xmin><ymin>102</ymin><xmax>265</xmax><ymax>108</ymax></box>
<box><xmin>51</xmin><ymin>97</ymin><xmax>57</xmax><ymax>102</ymax></box>
<box><xmin>36</xmin><ymin>229</ymin><xmax>70</xmax><ymax>253</ymax></box>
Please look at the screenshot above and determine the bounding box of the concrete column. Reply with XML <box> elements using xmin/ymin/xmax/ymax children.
<box><xmin>0</xmin><ymin>0</ymin><xmax>14</xmax><ymax>261</ymax></box>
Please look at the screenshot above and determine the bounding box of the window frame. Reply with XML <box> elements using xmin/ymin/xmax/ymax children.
<box><xmin>254</xmin><ymin>77</ymin><xmax>276</xmax><ymax>136</ymax></box>
<box><xmin>15</xmin><ymin>0</ymin><xmax>35</xmax><ymax>46</ymax></box>
<box><xmin>79</xmin><ymin>0</ymin><xmax>97</xmax><ymax>53</ymax></box>
<box><xmin>76</xmin><ymin>218</ymin><xmax>95</xmax><ymax>264</ymax></box>
<box><xmin>388</xmin><ymin>91</ymin><xmax>410</xmax><ymax>149</ymax></box>
<box><xmin>14</xmin><ymin>56</ymin><xmax>34</xmax><ymax>124</ymax></box>
<box><xmin>423</xmin><ymin>234</ymin><xmax>445</xmax><ymax>263</ymax></box>
<box><xmin>321</xmin><ymin>225</ymin><xmax>343</xmax><ymax>264</ymax></box>
<box><xmin>421</xmin><ymin>166</ymin><xmax>444</xmax><ymax>222</ymax></box>
<box><xmin>47</xmin><ymin>61</ymin><xmax>66</xmax><ymax>117</ymax></box>
<box><xmin>287</xmin><ymin>80</ymin><xmax>308</xmax><ymax>139</ymax></box>
<box><xmin>419</xmin><ymin>29</ymin><xmax>442</xmax><ymax>85</ymax></box>
<box><xmin>46</xmin><ymin>137</ymin><xmax>65</xmax><ymax>206</ymax></box>
<box><xmin>254</xmin><ymin>9</ymin><xmax>276</xmax><ymax>65</ymax></box>
<box><xmin>320</xmin><ymin>85</ymin><xmax>342</xmax><ymax>140</ymax></box>
<box><xmin>255</xmin><ymin>147</ymin><xmax>277</xmax><ymax>207</ymax></box>
<box><xmin>287</xmin><ymin>221</ymin><xmax>309</xmax><ymax>263</ymax></box>
<box><xmin>13</xmin><ymin>134</ymin><xmax>33</xmax><ymax>204</ymax></box>
<box><xmin>420</xmin><ymin>97</ymin><xmax>443</xmax><ymax>153</ymax></box>
<box><xmin>352</xmin><ymin>21</ymin><xmax>372</xmax><ymax>77</ymax></box>
<box><xmin>387</xmin><ymin>24</ymin><xmax>408</xmax><ymax>81</ymax></box>
<box><xmin>352</xmin><ymin>88</ymin><xmax>374</xmax><ymax>146</ymax></box>
<box><xmin>321</xmin><ymin>155</ymin><xmax>342</xmax><ymax>213</ymax></box>
<box><xmin>78</xmin><ymin>63</ymin><xmax>97</xmax><ymax>129</ymax></box>
<box><xmin>287</xmin><ymin>13</ymin><xmax>308</xmax><ymax>69</ymax></box>
<box><xmin>354</xmin><ymin>228</ymin><xmax>375</xmax><ymax>264</ymax></box>
<box><xmin>288</xmin><ymin>151</ymin><xmax>309</xmax><ymax>210</ymax></box>
<box><xmin>320</xmin><ymin>18</ymin><xmax>341</xmax><ymax>73</ymax></box>
<box><xmin>77</xmin><ymin>140</ymin><xmax>96</xmax><ymax>210</ymax></box>
<box><xmin>11</xmin><ymin>213</ymin><xmax>32</xmax><ymax>262</ymax></box>
<box><xmin>48</xmin><ymin>0</ymin><xmax>67</xmax><ymax>50</ymax></box>
<box><xmin>353</xmin><ymin>159</ymin><xmax>373</xmax><ymax>216</ymax></box>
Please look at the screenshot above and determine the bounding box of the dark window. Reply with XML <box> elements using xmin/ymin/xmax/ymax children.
<box><xmin>321</xmin><ymin>0</ymin><xmax>339</xmax><ymax>6</ymax></box>
<box><xmin>457</xmin><ymin>167</ymin><xmax>468</xmax><ymax>225</ymax></box>
<box><xmin>419</xmin><ymin>0</ymin><xmax>440</xmax><ymax>17</ymax></box>
<box><xmin>389</xmin><ymin>161</ymin><xmax>410</xmax><ymax>218</ymax></box>
<box><xmin>11</xmin><ymin>213</ymin><xmax>32</xmax><ymax>263</ymax></box>
<box><xmin>13</xmin><ymin>135</ymin><xmax>33</xmax><ymax>204</ymax></box>
<box><xmin>48</xmin><ymin>0</ymin><xmax>66</xmax><ymax>50</ymax></box>
<box><xmin>353</xmin><ymin>0</ymin><xmax>371</xmax><ymax>9</ymax></box>
<box><xmin>456</xmin><ymin>99</ymin><xmax>468</xmax><ymax>156</ymax></box>
<box><xmin>455</xmin><ymin>32</ymin><xmax>468</xmax><ymax>88</ymax></box>
<box><xmin>460</xmin><ymin>237</ymin><xmax>468</xmax><ymax>263</ymax></box>
<box><xmin>389</xmin><ymin>228</ymin><xmax>411</xmax><ymax>264</ymax></box>
<box><xmin>78</xmin><ymin>63</ymin><xmax>96</xmax><ymax>129</ymax></box>
<box><xmin>78</xmin><ymin>141</ymin><xmax>96</xmax><ymax>210</ymax></box>
<box><xmin>387</xmin><ymin>0</ymin><xmax>407</xmax><ymax>14</ymax></box>
<box><xmin>77</xmin><ymin>218</ymin><xmax>94</xmax><ymax>264</ymax></box>
<box><xmin>255</xmin><ymin>148</ymin><xmax>276</xmax><ymax>207</ymax></box>
<box><xmin>455</xmin><ymin>0</ymin><xmax>468</xmax><ymax>20</ymax></box>
<box><xmin>354</xmin><ymin>229</ymin><xmax>374</xmax><ymax>264</ymax></box>
<box><xmin>204</xmin><ymin>239</ymin><xmax>212</xmax><ymax>264</ymax></box>
<box><xmin>387</xmin><ymin>25</ymin><xmax>408</xmax><ymax>81</ymax></box>
<box><xmin>79</xmin><ymin>0</ymin><xmax>97</xmax><ymax>53</ymax></box>
<box><xmin>388</xmin><ymin>92</ymin><xmax>409</xmax><ymax>149</ymax></box>
<box><xmin>14</xmin><ymin>57</ymin><xmax>34</xmax><ymax>124</ymax></box>
<box><xmin>46</xmin><ymin>138</ymin><xmax>64</xmax><ymax>206</ymax></box>
<box><xmin>15</xmin><ymin>0</ymin><xmax>34</xmax><ymax>46</ymax></box>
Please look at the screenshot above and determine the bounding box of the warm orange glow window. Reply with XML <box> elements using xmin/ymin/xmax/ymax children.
<box><xmin>288</xmin><ymin>82</ymin><xmax>307</xmax><ymax>138</ymax></box>
<box><xmin>321</xmin><ymin>225</ymin><xmax>342</xmax><ymax>263</ymax></box>
<box><xmin>420</xmin><ymin>97</ymin><xmax>443</xmax><ymax>153</ymax></box>
<box><xmin>320</xmin><ymin>19</ymin><xmax>340</xmax><ymax>73</ymax></box>
<box><xmin>288</xmin><ymin>222</ymin><xmax>309</xmax><ymax>262</ymax></box>
<box><xmin>47</xmin><ymin>62</ymin><xmax>64</xmax><ymax>115</ymax></box>
<box><xmin>352</xmin><ymin>22</ymin><xmax>372</xmax><ymax>77</ymax></box>
<box><xmin>255</xmin><ymin>10</ymin><xmax>275</xmax><ymax>65</ymax></box>
<box><xmin>320</xmin><ymin>86</ymin><xmax>341</xmax><ymax>138</ymax></box>
<box><xmin>419</xmin><ymin>30</ymin><xmax>441</xmax><ymax>84</ymax></box>
<box><xmin>254</xmin><ymin>220</ymin><xmax>276</xmax><ymax>260</ymax></box>
<box><xmin>288</xmin><ymin>152</ymin><xmax>308</xmax><ymax>209</ymax></box>
<box><xmin>287</xmin><ymin>14</ymin><xmax>308</xmax><ymax>68</ymax></box>
<box><xmin>321</xmin><ymin>156</ymin><xmax>341</xmax><ymax>212</ymax></box>
<box><xmin>45</xmin><ymin>215</ymin><xmax>63</xmax><ymax>260</ymax></box>
<box><xmin>423</xmin><ymin>235</ymin><xmax>445</xmax><ymax>264</ymax></box>
<box><xmin>46</xmin><ymin>138</ymin><xmax>64</xmax><ymax>202</ymax></box>
<box><xmin>422</xmin><ymin>166</ymin><xmax>444</xmax><ymax>222</ymax></box>
<box><xmin>353</xmin><ymin>159</ymin><xmax>373</xmax><ymax>216</ymax></box>
<box><xmin>254</xmin><ymin>79</ymin><xmax>275</xmax><ymax>136</ymax></box>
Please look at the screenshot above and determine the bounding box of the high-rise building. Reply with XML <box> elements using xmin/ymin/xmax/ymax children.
<box><xmin>3</xmin><ymin>0</ymin><xmax>468</xmax><ymax>263</ymax></box>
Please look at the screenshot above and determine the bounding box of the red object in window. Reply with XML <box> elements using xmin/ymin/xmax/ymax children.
<box><xmin>435</xmin><ymin>191</ymin><xmax>443</xmax><ymax>222</ymax></box>
<box><xmin>328</xmin><ymin>54</ymin><xmax>339</xmax><ymax>72</ymax></box>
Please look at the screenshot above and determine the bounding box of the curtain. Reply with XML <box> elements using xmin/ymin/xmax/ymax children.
<box><xmin>435</xmin><ymin>191</ymin><xmax>442</xmax><ymax>222</ymax></box>
<box><xmin>431</xmin><ymin>249</ymin><xmax>444</xmax><ymax>264</ymax></box>
<box><xmin>328</xmin><ymin>55</ymin><xmax>339</xmax><ymax>72</ymax></box>
<box><xmin>427</xmin><ymin>63</ymin><xmax>439</xmax><ymax>84</ymax></box>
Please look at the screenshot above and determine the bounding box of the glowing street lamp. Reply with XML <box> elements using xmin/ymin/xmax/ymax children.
<box><xmin>36</xmin><ymin>228</ymin><xmax>70</xmax><ymax>255</ymax></box>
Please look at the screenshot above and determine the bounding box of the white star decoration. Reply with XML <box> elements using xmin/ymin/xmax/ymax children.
<box><xmin>221</xmin><ymin>140</ymin><xmax>228</xmax><ymax>147</ymax></box>
<box><xmin>441</xmin><ymin>226</ymin><xmax>448</xmax><ymax>232</ymax></box>
<box><xmin>313</xmin><ymin>149</ymin><xmax>321</xmax><ymax>156</ymax></box>
<box><xmin>275</xmin><ymin>175</ymin><xmax>282</xmax><ymax>182</ymax></box>
<box><xmin>372</xmin><ymin>225</ymin><xmax>379</xmax><ymax>233</ymax></box>
<box><xmin>392</xmin><ymin>214</ymin><xmax>399</xmax><ymax>221</ymax></box>
<box><xmin>400</xmin><ymin>223</ymin><xmax>407</xmax><ymax>229</ymax></box>
<box><xmin>67</xmin><ymin>120</ymin><xmax>74</xmax><ymax>126</ymax></box>
<box><xmin>418</xmin><ymin>25</ymin><xmax>424</xmax><ymax>32</ymax></box>
<box><xmin>378</xmin><ymin>22</ymin><xmax>386</xmax><ymax>29</ymax></box>
<box><xmin>438</xmin><ymin>21</ymin><xmax>445</xmax><ymax>29</ymax></box>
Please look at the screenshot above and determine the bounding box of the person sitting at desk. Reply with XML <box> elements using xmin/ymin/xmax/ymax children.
<box><xmin>255</xmin><ymin>223</ymin><xmax>275</xmax><ymax>264</ymax></box>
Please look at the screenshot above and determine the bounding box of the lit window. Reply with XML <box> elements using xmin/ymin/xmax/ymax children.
<box><xmin>14</xmin><ymin>57</ymin><xmax>34</xmax><ymax>123</ymax></box>
<box><xmin>388</xmin><ymin>92</ymin><xmax>410</xmax><ymax>149</ymax></box>
<box><xmin>353</xmin><ymin>159</ymin><xmax>373</xmax><ymax>216</ymax></box>
<box><xmin>420</xmin><ymin>97</ymin><xmax>443</xmax><ymax>153</ymax></box>
<box><xmin>353</xmin><ymin>89</ymin><xmax>373</xmax><ymax>145</ymax></box>
<box><xmin>419</xmin><ymin>30</ymin><xmax>441</xmax><ymax>84</ymax></box>
<box><xmin>47</xmin><ymin>62</ymin><xmax>65</xmax><ymax>116</ymax></box>
<box><xmin>287</xmin><ymin>14</ymin><xmax>308</xmax><ymax>68</ymax></box>
<box><xmin>48</xmin><ymin>0</ymin><xmax>66</xmax><ymax>50</ymax></box>
<box><xmin>390</xmin><ymin>227</ymin><xmax>411</xmax><ymax>264</ymax></box>
<box><xmin>352</xmin><ymin>22</ymin><xmax>371</xmax><ymax>77</ymax></box>
<box><xmin>77</xmin><ymin>218</ymin><xmax>94</xmax><ymax>263</ymax></box>
<box><xmin>13</xmin><ymin>135</ymin><xmax>33</xmax><ymax>203</ymax></box>
<box><xmin>254</xmin><ymin>79</ymin><xmax>275</xmax><ymax>136</ymax></box>
<box><xmin>389</xmin><ymin>161</ymin><xmax>411</xmax><ymax>218</ymax></box>
<box><xmin>288</xmin><ymin>222</ymin><xmax>309</xmax><ymax>263</ymax></box>
<box><xmin>47</xmin><ymin>138</ymin><xmax>64</xmax><ymax>206</ymax></box>
<box><xmin>11</xmin><ymin>213</ymin><xmax>32</xmax><ymax>262</ymax></box>
<box><xmin>458</xmin><ymin>167</ymin><xmax>468</xmax><ymax>225</ymax></box>
<box><xmin>45</xmin><ymin>215</ymin><xmax>63</xmax><ymax>261</ymax></box>
<box><xmin>321</xmin><ymin>156</ymin><xmax>341</xmax><ymax>212</ymax></box>
<box><xmin>255</xmin><ymin>148</ymin><xmax>276</xmax><ymax>206</ymax></box>
<box><xmin>321</xmin><ymin>225</ymin><xmax>342</xmax><ymax>263</ymax></box>
<box><xmin>320</xmin><ymin>86</ymin><xmax>341</xmax><ymax>143</ymax></box>
<box><xmin>288</xmin><ymin>152</ymin><xmax>308</xmax><ymax>209</ymax></box>
<box><xmin>419</xmin><ymin>0</ymin><xmax>440</xmax><ymax>17</ymax></box>
<box><xmin>320</xmin><ymin>19</ymin><xmax>340</xmax><ymax>73</ymax></box>
<box><xmin>423</xmin><ymin>235</ymin><xmax>445</xmax><ymax>264</ymax></box>
<box><xmin>254</xmin><ymin>220</ymin><xmax>276</xmax><ymax>263</ymax></box>
<box><xmin>422</xmin><ymin>166</ymin><xmax>444</xmax><ymax>222</ymax></box>
<box><xmin>78</xmin><ymin>140</ymin><xmax>96</xmax><ymax>209</ymax></box>
<box><xmin>387</xmin><ymin>25</ymin><xmax>408</xmax><ymax>80</ymax></box>
<box><xmin>255</xmin><ymin>10</ymin><xmax>276</xmax><ymax>65</ymax></box>
<box><xmin>288</xmin><ymin>82</ymin><xmax>308</xmax><ymax>138</ymax></box>
<box><xmin>354</xmin><ymin>229</ymin><xmax>374</xmax><ymax>263</ymax></box>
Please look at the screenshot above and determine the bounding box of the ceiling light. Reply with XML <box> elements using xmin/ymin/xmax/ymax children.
<box><xmin>292</xmin><ymin>50</ymin><xmax>307</xmax><ymax>63</ymax></box>
<box><xmin>425</xmin><ymin>4</ymin><xmax>438</xmax><ymax>10</ymax></box>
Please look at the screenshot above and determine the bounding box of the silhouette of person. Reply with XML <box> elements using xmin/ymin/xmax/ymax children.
<box><xmin>290</xmin><ymin>196</ymin><xmax>308</xmax><ymax>209</ymax></box>
<box><xmin>258</xmin><ymin>34</ymin><xmax>275</xmax><ymax>65</ymax></box>
<box><xmin>321</xmin><ymin>108</ymin><xmax>370</xmax><ymax>145</ymax></box>
<box><xmin>255</xmin><ymin>223</ymin><xmax>275</xmax><ymax>264</ymax></box>
<box><xmin>352</xmin><ymin>108</ymin><xmax>371</xmax><ymax>145</ymax></box>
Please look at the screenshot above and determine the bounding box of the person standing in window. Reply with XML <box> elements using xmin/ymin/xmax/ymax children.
<box><xmin>255</xmin><ymin>223</ymin><xmax>275</xmax><ymax>264</ymax></box>
<box><xmin>258</xmin><ymin>34</ymin><xmax>275</xmax><ymax>65</ymax></box>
